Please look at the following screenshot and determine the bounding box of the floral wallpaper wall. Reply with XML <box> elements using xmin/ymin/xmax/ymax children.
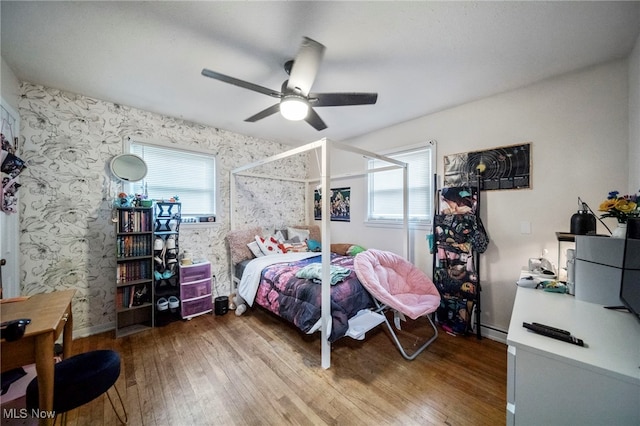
<box><xmin>18</xmin><ymin>82</ymin><xmax>307</xmax><ymax>335</ymax></box>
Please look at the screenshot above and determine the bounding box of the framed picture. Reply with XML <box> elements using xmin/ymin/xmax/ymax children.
<box><xmin>444</xmin><ymin>142</ymin><xmax>531</xmax><ymax>191</ymax></box>
<box><xmin>314</xmin><ymin>187</ymin><xmax>350</xmax><ymax>222</ymax></box>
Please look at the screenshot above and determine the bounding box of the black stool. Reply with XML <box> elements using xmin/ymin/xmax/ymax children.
<box><xmin>26</xmin><ymin>349</ymin><xmax>127</xmax><ymax>425</ymax></box>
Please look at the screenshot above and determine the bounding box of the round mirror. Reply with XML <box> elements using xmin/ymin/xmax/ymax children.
<box><xmin>110</xmin><ymin>154</ymin><xmax>148</xmax><ymax>182</ymax></box>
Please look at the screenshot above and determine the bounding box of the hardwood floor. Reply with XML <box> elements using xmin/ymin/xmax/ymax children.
<box><xmin>6</xmin><ymin>308</ymin><xmax>507</xmax><ymax>425</ymax></box>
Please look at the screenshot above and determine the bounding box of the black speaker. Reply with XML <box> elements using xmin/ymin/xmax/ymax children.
<box><xmin>627</xmin><ymin>218</ymin><xmax>640</xmax><ymax>239</ymax></box>
<box><xmin>214</xmin><ymin>296</ymin><xmax>228</xmax><ymax>316</ymax></box>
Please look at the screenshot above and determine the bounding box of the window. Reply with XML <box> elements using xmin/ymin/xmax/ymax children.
<box><xmin>367</xmin><ymin>141</ymin><xmax>436</xmax><ymax>227</ymax></box>
<box><xmin>129</xmin><ymin>142</ymin><xmax>216</xmax><ymax>221</ymax></box>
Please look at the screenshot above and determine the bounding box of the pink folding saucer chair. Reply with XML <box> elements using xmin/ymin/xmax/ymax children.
<box><xmin>354</xmin><ymin>249</ymin><xmax>441</xmax><ymax>360</ymax></box>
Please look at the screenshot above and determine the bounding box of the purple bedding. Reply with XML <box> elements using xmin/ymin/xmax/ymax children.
<box><xmin>253</xmin><ymin>254</ymin><xmax>374</xmax><ymax>341</ymax></box>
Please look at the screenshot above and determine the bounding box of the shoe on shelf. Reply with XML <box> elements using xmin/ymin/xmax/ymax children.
<box><xmin>156</xmin><ymin>297</ymin><xmax>168</xmax><ymax>311</ymax></box>
<box><xmin>168</xmin><ymin>296</ymin><xmax>179</xmax><ymax>312</ymax></box>
<box><xmin>162</xmin><ymin>270</ymin><xmax>173</xmax><ymax>279</ymax></box>
<box><xmin>154</xmin><ymin>270</ymin><xmax>163</xmax><ymax>281</ymax></box>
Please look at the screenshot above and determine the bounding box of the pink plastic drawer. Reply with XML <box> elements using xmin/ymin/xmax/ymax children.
<box><xmin>181</xmin><ymin>278</ymin><xmax>211</xmax><ymax>300</ymax></box>
<box><xmin>181</xmin><ymin>295</ymin><xmax>212</xmax><ymax>319</ymax></box>
<box><xmin>179</xmin><ymin>262</ymin><xmax>211</xmax><ymax>283</ymax></box>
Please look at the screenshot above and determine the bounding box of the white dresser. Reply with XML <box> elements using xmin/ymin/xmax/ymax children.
<box><xmin>506</xmin><ymin>287</ymin><xmax>640</xmax><ymax>426</ymax></box>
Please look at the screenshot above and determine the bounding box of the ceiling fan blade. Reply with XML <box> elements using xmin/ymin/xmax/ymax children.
<box><xmin>244</xmin><ymin>103</ymin><xmax>281</xmax><ymax>122</ymax></box>
<box><xmin>286</xmin><ymin>37</ymin><xmax>326</xmax><ymax>96</ymax></box>
<box><xmin>310</xmin><ymin>92</ymin><xmax>378</xmax><ymax>107</ymax></box>
<box><xmin>202</xmin><ymin>68</ymin><xmax>282</xmax><ymax>98</ymax></box>
<box><xmin>304</xmin><ymin>108</ymin><xmax>327</xmax><ymax>131</ymax></box>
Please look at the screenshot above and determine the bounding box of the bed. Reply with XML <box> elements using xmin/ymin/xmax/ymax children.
<box><xmin>228</xmin><ymin>226</ymin><xmax>375</xmax><ymax>341</ymax></box>
<box><xmin>229</xmin><ymin>138</ymin><xmax>410</xmax><ymax>368</ymax></box>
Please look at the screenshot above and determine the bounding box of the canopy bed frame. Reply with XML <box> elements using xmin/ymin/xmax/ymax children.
<box><xmin>230</xmin><ymin>138</ymin><xmax>409</xmax><ymax>369</ymax></box>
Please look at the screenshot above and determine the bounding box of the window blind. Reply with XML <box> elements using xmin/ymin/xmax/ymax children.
<box><xmin>368</xmin><ymin>144</ymin><xmax>434</xmax><ymax>225</ymax></box>
<box><xmin>130</xmin><ymin>142</ymin><xmax>216</xmax><ymax>217</ymax></box>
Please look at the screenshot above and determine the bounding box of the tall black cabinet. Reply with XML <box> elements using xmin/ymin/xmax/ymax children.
<box><xmin>153</xmin><ymin>202</ymin><xmax>182</xmax><ymax>325</ymax></box>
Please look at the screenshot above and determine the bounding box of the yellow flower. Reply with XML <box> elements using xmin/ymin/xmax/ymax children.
<box><xmin>615</xmin><ymin>199</ymin><xmax>637</xmax><ymax>213</ymax></box>
<box><xmin>598</xmin><ymin>199</ymin><xmax>617</xmax><ymax>212</ymax></box>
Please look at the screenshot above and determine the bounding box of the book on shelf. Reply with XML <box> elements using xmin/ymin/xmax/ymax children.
<box><xmin>118</xmin><ymin>209</ymin><xmax>151</xmax><ymax>233</ymax></box>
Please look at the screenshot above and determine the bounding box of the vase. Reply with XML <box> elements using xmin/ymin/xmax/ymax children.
<box><xmin>611</xmin><ymin>223</ymin><xmax>627</xmax><ymax>238</ymax></box>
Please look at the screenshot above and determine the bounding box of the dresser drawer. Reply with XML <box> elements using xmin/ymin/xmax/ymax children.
<box><xmin>179</xmin><ymin>261</ymin><xmax>211</xmax><ymax>283</ymax></box>
<box><xmin>181</xmin><ymin>294</ymin><xmax>212</xmax><ymax>319</ymax></box>
<box><xmin>181</xmin><ymin>278</ymin><xmax>211</xmax><ymax>301</ymax></box>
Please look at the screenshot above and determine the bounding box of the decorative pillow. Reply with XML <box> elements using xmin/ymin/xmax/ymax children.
<box><xmin>247</xmin><ymin>241</ymin><xmax>264</xmax><ymax>258</ymax></box>
<box><xmin>330</xmin><ymin>243</ymin><xmax>353</xmax><ymax>256</ymax></box>
<box><xmin>287</xmin><ymin>227</ymin><xmax>310</xmax><ymax>242</ymax></box>
<box><xmin>347</xmin><ymin>245</ymin><xmax>367</xmax><ymax>256</ymax></box>
<box><xmin>227</xmin><ymin>226</ymin><xmax>263</xmax><ymax>265</ymax></box>
<box><xmin>255</xmin><ymin>235</ymin><xmax>286</xmax><ymax>255</ymax></box>
<box><xmin>307</xmin><ymin>239</ymin><xmax>321</xmax><ymax>252</ymax></box>
<box><xmin>290</xmin><ymin>225</ymin><xmax>321</xmax><ymax>242</ymax></box>
<box><xmin>274</xmin><ymin>229</ymin><xmax>287</xmax><ymax>243</ymax></box>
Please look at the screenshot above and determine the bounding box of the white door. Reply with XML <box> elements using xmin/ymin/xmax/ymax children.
<box><xmin>1</xmin><ymin>98</ymin><xmax>20</xmax><ymax>298</ymax></box>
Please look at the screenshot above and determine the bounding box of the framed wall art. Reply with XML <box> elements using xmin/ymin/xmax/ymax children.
<box><xmin>443</xmin><ymin>142</ymin><xmax>531</xmax><ymax>191</ymax></box>
<box><xmin>314</xmin><ymin>187</ymin><xmax>351</xmax><ymax>222</ymax></box>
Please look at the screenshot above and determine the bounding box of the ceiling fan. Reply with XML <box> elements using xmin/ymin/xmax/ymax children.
<box><xmin>201</xmin><ymin>37</ymin><xmax>378</xmax><ymax>131</ymax></box>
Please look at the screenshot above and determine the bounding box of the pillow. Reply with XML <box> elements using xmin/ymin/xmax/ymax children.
<box><xmin>274</xmin><ymin>229</ymin><xmax>287</xmax><ymax>243</ymax></box>
<box><xmin>347</xmin><ymin>245</ymin><xmax>366</xmax><ymax>256</ymax></box>
<box><xmin>287</xmin><ymin>227</ymin><xmax>310</xmax><ymax>242</ymax></box>
<box><xmin>330</xmin><ymin>243</ymin><xmax>353</xmax><ymax>256</ymax></box>
<box><xmin>247</xmin><ymin>241</ymin><xmax>264</xmax><ymax>258</ymax></box>
<box><xmin>290</xmin><ymin>225</ymin><xmax>321</xmax><ymax>242</ymax></box>
<box><xmin>227</xmin><ymin>226</ymin><xmax>263</xmax><ymax>265</ymax></box>
<box><xmin>256</xmin><ymin>235</ymin><xmax>286</xmax><ymax>255</ymax></box>
<box><xmin>306</xmin><ymin>239</ymin><xmax>321</xmax><ymax>252</ymax></box>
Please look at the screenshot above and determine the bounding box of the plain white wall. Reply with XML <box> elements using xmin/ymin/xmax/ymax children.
<box><xmin>629</xmin><ymin>33</ymin><xmax>640</xmax><ymax>192</ymax></box>
<box><xmin>1</xmin><ymin>56</ymin><xmax>20</xmax><ymax>110</ymax></box>
<box><xmin>341</xmin><ymin>59</ymin><xmax>630</xmax><ymax>335</ymax></box>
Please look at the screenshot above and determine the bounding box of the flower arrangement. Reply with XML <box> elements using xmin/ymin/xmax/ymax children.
<box><xmin>598</xmin><ymin>190</ymin><xmax>640</xmax><ymax>223</ymax></box>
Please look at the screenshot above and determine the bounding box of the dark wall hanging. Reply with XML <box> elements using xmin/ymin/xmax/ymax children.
<box><xmin>314</xmin><ymin>187</ymin><xmax>350</xmax><ymax>222</ymax></box>
<box><xmin>444</xmin><ymin>142</ymin><xmax>531</xmax><ymax>191</ymax></box>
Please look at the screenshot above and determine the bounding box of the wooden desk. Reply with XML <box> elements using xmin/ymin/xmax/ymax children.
<box><xmin>1</xmin><ymin>290</ymin><xmax>75</xmax><ymax>426</ymax></box>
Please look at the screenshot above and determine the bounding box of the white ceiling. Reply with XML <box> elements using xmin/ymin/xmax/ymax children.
<box><xmin>2</xmin><ymin>1</ymin><xmax>639</xmax><ymax>146</ymax></box>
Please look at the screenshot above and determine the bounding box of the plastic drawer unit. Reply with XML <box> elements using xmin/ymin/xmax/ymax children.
<box><xmin>179</xmin><ymin>261</ymin><xmax>213</xmax><ymax>319</ymax></box>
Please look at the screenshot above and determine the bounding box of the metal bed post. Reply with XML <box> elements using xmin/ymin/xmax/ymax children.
<box><xmin>475</xmin><ymin>174</ymin><xmax>482</xmax><ymax>340</ymax></box>
<box><xmin>320</xmin><ymin>139</ymin><xmax>331</xmax><ymax>369</ymax></box>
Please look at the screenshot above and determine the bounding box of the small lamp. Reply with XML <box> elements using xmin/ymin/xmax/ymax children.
<box><xmin>280</xmin><ymin>96</ymin><xmax>309</xmax><ymax>121</ymax></box>
<box><xmin>570</xmin><ymin>197</ymin><xmax>596</xmax><ymax>235</ymax></box>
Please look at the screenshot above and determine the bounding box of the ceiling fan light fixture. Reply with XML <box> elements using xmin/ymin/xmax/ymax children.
<box><xmin>280</xmin><ymin>96</ymin><xmax>309</xmax><ymax>121</ymax></box>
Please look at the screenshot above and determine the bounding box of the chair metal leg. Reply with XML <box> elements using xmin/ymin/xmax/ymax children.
<box><xmin>373</xmin><ymin>299</ymin><xmax>439</xmax><ymax>360</ymax></box>
<box><xmin>106</xmin><ymin>384</ymin><xmax>129</xmax><ymax>424</ymax></box>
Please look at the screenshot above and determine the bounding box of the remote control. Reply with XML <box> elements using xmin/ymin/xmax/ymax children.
<box><xmin>531</xmin><ymin>322</ymin><xmax>571</xmax><ymax>335</ymax></box>
<box><xmin>523</xmin><ymin>322</ymin><xmax>584</xmax><ymax>346</ymax></box>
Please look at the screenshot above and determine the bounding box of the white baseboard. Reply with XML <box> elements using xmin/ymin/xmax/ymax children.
<box><xmin>479</xmin><ymin>324</ymin><xmax>508</xmax><ymax>345</ymax></box>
